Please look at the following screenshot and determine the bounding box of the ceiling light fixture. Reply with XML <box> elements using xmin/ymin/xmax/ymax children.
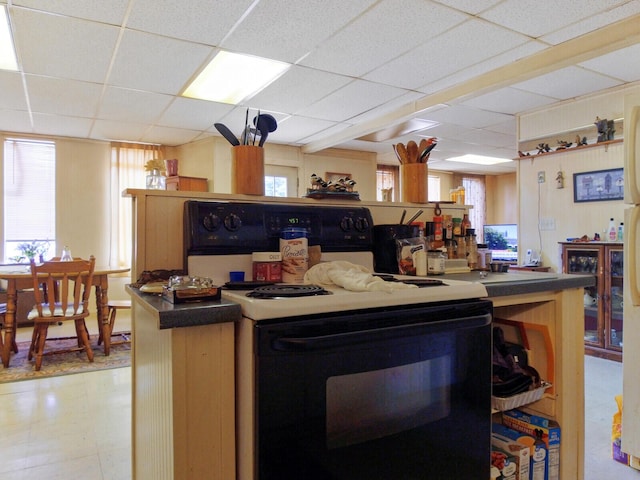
<box><xmin>182</xmin><ymin>51</ymin><xmax>290</xmax><ymax>105</ymax></box>
<box><xmin>445</xmin><ymin>154</ymin><xmax>513</xmax><ymax>166</ymax></box>
<box><xmin>0</xmin><ymin>6</ymin><xmax>18</xmax><ymax>71</ymax></box>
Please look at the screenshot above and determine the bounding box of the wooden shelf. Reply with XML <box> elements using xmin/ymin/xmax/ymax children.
<box><xmin>514</xmin><ymin>138</ymin><xmax>623</xmax><ymax>160</ymax></box>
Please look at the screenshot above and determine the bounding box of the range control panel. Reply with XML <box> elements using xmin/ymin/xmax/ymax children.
<box><xmin>185</xmin><ymin>201</ymin><xmax>374</xmax><ymax>255</ymax></box>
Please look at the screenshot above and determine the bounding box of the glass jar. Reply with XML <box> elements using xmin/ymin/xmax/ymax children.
<box><xmin>427</xmin><ymin>250</ymin><xmax>446</xmax><ymax>275</ymax></box>
<box><xmin>146</xmin><ymin>168</ymin><xmax>166</xmax><ymax>190</ymax></box>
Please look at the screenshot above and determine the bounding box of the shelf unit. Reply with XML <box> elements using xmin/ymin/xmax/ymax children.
<box><xmin>166</xmin><ymin>175</ymin><xmax>208</xmax><ymax>192</ymax></box>
<box><xmin>560</xmin><ymin>242</ymin><xmax>624</xmax><ymax>361</ymax></box>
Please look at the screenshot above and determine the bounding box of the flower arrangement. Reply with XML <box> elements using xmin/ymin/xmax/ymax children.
<box><xmin>144</xmin><ymin>158</ymin><xmax>166</xmax><ymax>176</ymax></box>
<box><xmin>10</xmin><ymin>240</ymin><xmax>50</xmax><ymax>263</ymax></box>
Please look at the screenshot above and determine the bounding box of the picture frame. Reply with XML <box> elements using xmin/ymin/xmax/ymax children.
<box><xmin>573</xmin><ymin>168</ymin><xmax>624</xmax><ymax>203</ymax></box>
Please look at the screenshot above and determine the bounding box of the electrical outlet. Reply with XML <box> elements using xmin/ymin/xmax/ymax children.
<box><xmin>537</xmin><ymin>171</ymin><xmax>546</xmax><ymax>183</ymax></box>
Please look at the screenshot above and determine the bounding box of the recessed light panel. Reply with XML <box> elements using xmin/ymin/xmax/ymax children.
<box><xmin>0</xmin><ymin>6</ymin><xmax>18</xmax><ymax>72</ymax></box>
<box><xmin>445</xmin><ymin>154</ymin><xmax>513</xmax><ymax>165</ymax></box>
<box><xmin>183</xmin><ymin>51</ymin><xmax>290</xmax><ymax>105</ymax></box>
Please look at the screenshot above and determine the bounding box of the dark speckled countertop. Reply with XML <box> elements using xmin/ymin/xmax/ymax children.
<box><xmin>440</xmin><ymin>271</ymin><xmax>595</xmax><ymax>297</ymax></box>
<box><xmin>127</xmin><ymin>285</ymin><xmax>241</xmax><ymax>329</ymax></box>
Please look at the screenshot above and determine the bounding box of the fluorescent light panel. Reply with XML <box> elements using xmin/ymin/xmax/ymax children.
<box><xmin>0</xmin><ymin>6</ymin><xmax>18</xmax><ymax>71</ymax></box>
<box><xmin>445</xmin><ymin>154</ymin><xmax>512</xmax><ymax>165</ymax></box>
<box><xmin>183</xmin><ymin>51</ymin><xmax>289</xmax><ymax>104</ymax></box>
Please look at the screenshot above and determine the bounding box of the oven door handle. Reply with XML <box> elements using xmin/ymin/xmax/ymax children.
<box><xmin>272</xmin><ymin>315</ymin><xmax>490</xmax><ymax>351</ymax></box>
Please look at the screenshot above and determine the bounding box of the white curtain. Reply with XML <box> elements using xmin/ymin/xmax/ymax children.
<box><xmin>110</xmin><ymin>143</ymin><xmax>163</xmax><ymax>268</ymax></box>
<box><xmin>455</xmin><ymin>174</ymin><xmax>486</xmax><ymax>240</ymax></box>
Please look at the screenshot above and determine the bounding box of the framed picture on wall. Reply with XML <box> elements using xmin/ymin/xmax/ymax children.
<box><xmin>573</xmin><ymin>168</ymin><xmax>624</xmax><ymax>202</ymax></box>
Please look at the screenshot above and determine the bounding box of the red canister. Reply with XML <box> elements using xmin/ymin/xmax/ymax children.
<box><xmin>252</xmin><ymin>252</ymin><xmax>282</xmax><ymax>282</ymax></box>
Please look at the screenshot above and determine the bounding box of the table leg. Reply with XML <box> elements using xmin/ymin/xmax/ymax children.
<box><xmin>2</xmin><ymin>282</ymin><xmax>18</xmax><ymax>368</ymax></box>
<box><xmin>95</xmin><ymin>278</ymin><xmax>111</xmax><ymax>356</ymax></box>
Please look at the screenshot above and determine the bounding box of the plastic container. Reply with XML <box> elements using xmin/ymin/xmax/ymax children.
<box><xmin>252</xmin><ymin>252</ymin><xmax>282</xmax><ymax>282</ymax></box>
<box><xmin>607</xmin><ymin>218</ymin><xmax>617</xmax><ymax>242</ymax></box>
<box><xmin>280</xmin><ymin>227</ymin><xmax>309</xmax><ymax>283</ymax></box>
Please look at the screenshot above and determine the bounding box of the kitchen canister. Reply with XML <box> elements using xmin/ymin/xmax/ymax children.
<box><xmin>280</xmin><ymin>227</ymin><xmax>308</xmax><ymax>283</ymax></box>
<box><xmin>232</xmin><ymin>145</ymin><xmax>264</xmax><ymax>195</ymax></box>
<box><xmin>400</xmin><ymin>163</ymin><xmax>428</xmax><ymax>203</ymax></box>
<box><xmin>252</xmin><ymin>252</ymin><xmax>282</xmax><ymax>282</ymax></box>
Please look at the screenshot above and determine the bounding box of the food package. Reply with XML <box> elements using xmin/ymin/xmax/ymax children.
<box><xmin>612</xmin><ymin>394</ymin><xmax>629</xmax><ymax>465</ymax></box>
<box><xmin>396</xmin><ymin>237</ymin><xmax>426</xmax><ymax>275</ymax></box>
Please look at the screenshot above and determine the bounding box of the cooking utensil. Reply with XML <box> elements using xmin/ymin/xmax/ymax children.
<box><xmin>392</xmin><ymin>144</ymin><xmax>402</xmax><ymax>163</ymax></box>
<box><xmin>399</xmin><ymin>209</ymin><xmax>407</xmax><ymax>224</ymax></box>
<box><xmin>396</xmin><ymin>143</ymin><xmax>409</xmax><ymax>164</ymax></box>
<box><xmin>214</xmin><ymin>123</ymin><xmax>240</xmax><ymax>146</ymax></box>
<box><xmin>241</xmin><ymin>108</ymin><xmax>249</xmax><ymax>145</ymax></box>
<box><xmin>419</xmin><ymin>138</ymin><xmax>437</xmax><ymax>162</ymax></box>
<box><xmin>405</xmin><ymin>209</ymin><xmax>424</xmax><ymax>225</ymax></box>
<box><xmin>255</xmin><ymin>113</ymin><xmax>278</xmax><ymax>147</ymax></box>
<box><xmin>407</xmin><ymin>140</ymin><xmax>418</xmax><ymax>163</ymax></box>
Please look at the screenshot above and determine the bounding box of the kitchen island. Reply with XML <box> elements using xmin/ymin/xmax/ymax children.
<box><xmin>124</xmin><ymin>189</ymin><xmax>592</xmax><ymax>480</ymax></box>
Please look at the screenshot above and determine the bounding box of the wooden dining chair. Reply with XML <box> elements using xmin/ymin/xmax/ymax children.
<box><xmin>27</xmin><ymin>256</ymin><xmax>96</xmax><ymax>371</ymax></box>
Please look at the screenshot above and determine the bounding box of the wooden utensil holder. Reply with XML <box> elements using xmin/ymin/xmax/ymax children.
<box><xmin>400</xmin><ymin>163</ymin><xmax>428</xmax><ymax>203</ymax></box>
<box><xmin>232</xmin><ymin>145</ymin><xmax>264</xmax><ymax>195</ymax></box>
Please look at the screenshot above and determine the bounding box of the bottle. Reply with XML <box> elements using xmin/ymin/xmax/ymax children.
<box><xmin>433</xmin><ymin>216</ymin><xmax>443</xmax><ymax>248</ymax></box>
<box><xmin>466</xmin><ymin>229</ymin><xmax>478</xmax><ymax>269</ymax></box>
<box><xmin>461</xmin><ymin>214</ymin><xmax>471</xmax><ymax>236</ymax></box>
<box><xmin>454</xmin><ymin>235</ymin><xmax>466</xmax><ymax>260</ymax></box>
<box><xmin>607</xmin><ymin>218</ymin><xmax>617</xmax><ymax>242</ymax></box>
<box><xmin>457</xmin><ymin>186</ymin><xmax>465</xmax><ymax>205</ymax></box>
<box><xmin>617</xmin><ymin>222</ymin><xmax>624</xmax><ymax>242</ymax></box>
<box><xmin>452</xmin><ymin>217</ymin><xmax>462</xmax><ymax>236</ymax></box>
<box><xmin>427</xmin><ymin>250</ymin><xmax>446</xmax><ymax>275</ymax></box>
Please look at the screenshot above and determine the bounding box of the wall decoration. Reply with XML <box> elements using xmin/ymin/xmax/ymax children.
<box><xmin>573</xmin><ymin>168</ymin><xmax>624</xmax><ymax>202</ymax></box>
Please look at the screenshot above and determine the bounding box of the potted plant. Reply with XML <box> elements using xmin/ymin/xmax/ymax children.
<box><xmin>9</xmin><ymin>240</ymin><xmax>50</xmax><ymax>263</ymax></box>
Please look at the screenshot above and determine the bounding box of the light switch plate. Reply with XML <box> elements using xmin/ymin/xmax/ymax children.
<box><xmin>537</xmin><ymin>171</ymin><xmax>545</xmax><ymax>183</ymax></box>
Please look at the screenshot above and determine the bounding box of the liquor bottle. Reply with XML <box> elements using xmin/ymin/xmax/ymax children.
<box><xmin>461</xmin><ymin>213</ymin><xmax>471</xmax><ymax>236</ymax></box>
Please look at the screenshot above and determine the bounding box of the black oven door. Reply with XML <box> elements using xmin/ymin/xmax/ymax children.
<box><xmin>255</xmin><ymin>299</ymin><xmax>492</xmax><ymax>480</ymax></box>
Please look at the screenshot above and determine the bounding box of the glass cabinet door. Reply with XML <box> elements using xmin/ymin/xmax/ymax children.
<box><xmin>607</xmin><ymin>248</ymin><xmax>624</xmax><ymax>351</ymax></box>
<box><xmin>565</xmin><ymin>247</ymin><xmax>602</xmax><ymax>347</ymax></box>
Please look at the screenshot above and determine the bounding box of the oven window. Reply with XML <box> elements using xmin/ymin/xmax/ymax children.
<box><xmin>326</xmin><ymin>355</ymin><xmax>450</xmax><ymax>449</ymax></box>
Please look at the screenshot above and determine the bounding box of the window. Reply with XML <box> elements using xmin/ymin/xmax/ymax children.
<box><xmin>377</xmin><ymin>166</ymin><xmax>441</xmax><ymax>203</ymax></box>
<box><xmin>3</xmin><ymin>139</ymin><xmax>56</xmax><ymax>262</ymax></box>
<box><xmin>428</xmin><ymin>175</ymin><xmax>441</xmax><ymax>202</ymax></box>
<box><xmin>265</xmin><ymin>175</ymin><xmax>288</xmax><ymax>197</ymax></box>
<box><xmin>458</xmin><ymin>175</ymin><xmax>486</xmax><ymax>239</ymax></box>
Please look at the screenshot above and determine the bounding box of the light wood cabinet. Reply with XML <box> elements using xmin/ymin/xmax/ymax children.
<box><xmin>560</xmin><ymin>242</ymin><xmax>624</xmax><ymax>361</ymax></box>
<box><xmin>166</xmin><ymin>175</ymin><xmax>208</xmax><ymax>192</ymax></box>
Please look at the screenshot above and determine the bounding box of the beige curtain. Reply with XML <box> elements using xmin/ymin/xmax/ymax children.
<box><xmin>110</xmin><ymin>143</ymin><xmax>164</xmax><ymax>269</ymax></box>
<box><xmin>376</xmin><ymin>165</ymin><xmax>399</xmax><ymax>201</ymax></box>
<box><xmin>454</xmin><ymin>174</ymin><xmax>486</xmax><ymax>239</ymax></box>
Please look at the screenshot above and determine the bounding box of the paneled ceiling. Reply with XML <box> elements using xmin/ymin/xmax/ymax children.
<box><xmin>1</xmin><ymin>0</ymin><xmax>640</xmax><ymax>175</ymax></box>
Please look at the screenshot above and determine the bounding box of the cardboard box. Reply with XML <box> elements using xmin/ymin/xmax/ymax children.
<box><xmin>502</xmin><ymin>410</ymin><xmax>560</xmax><ymax>480</ymax></box>
<box><xmin>629</xmin><ymin>455</ymin><xmax>640</xmax><ymax>470</ymax></box>
<box><xmin>492</xmin><ymin>422</ymin><xmax>546</xmax><ymax>480</ymax></box>
<box><xmin>492</xmin><ymin>423</ymin><xmax>531</xmax><ymax>480</ymax></box>
<box><xmin>492</xmin><ymin>447</ymin><xmax>518</xmax><ymax>480</ymax></box>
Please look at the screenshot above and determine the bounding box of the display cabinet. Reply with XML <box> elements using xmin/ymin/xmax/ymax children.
<box><xmin>560</xmin><ymin>242</ymin><xmax>624</xmax><ymax>361</ymax></box>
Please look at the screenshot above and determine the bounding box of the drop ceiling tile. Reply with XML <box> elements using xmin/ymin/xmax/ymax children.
<box><xmin>364</xmin><ymin>18</ymin><xmax>530</xmax><ymax>90</ymax></box>
<box><xmin>11</xmin><ymin>8</ymin><xmax>119</xmax><ymax>83</ymax></box>
<box><xmin>26</xmin><ymin>76</ymin><xmax>103</xmax><ymax>117</ymax></box>
<box><xmin>297</xmin><ymin>120</ymin><xmax>355</xmax><ymax>144</ymax></box>
<box><xmin>297</xmin><ymin>79</ymin><xmax>407</xmax><ymax>123</ymax></box>
<box><xmin>108</xmin><ymin>30</ymin><xmax>214</xmax><ymax>95</ymax></box>
<box><xmin>248</xmin><ymin>66</ymin><xmax>353</xmax><ymax>115</ymax></box>
<box><xmin>484</xmin><ymin>118</ymin><xmax>517</xmax><ymax>136</ymax></box>
<box><xmin>99</xmin><ymin>87</ymin><xmax>173</xmax><ymax>124</ymax></box>
<box><xmin>274</xmin><ymin>116</ymin><xmax>343</xmax><ymax>143</ymax></box>
<box><xmin>425</xmin><ymin>105</ymin><xmax>512</xmax><ymax>129</ymax></box>
<box><xmin>91</xmin><ymin>119</ymin><xmax>150</xmax><ymax>143</ymax></box>
<box><xmin>479</xmin><ymin>0</ymin><xmax>629</xmax><ymax>38</ymax></box>
<box><xmin>347</xmin><ymin>91</ymin><xmax>426</xmax><ymax>126</ymax></box>
<box><xmin>13</xmin><ymin>0</ymin><xmax>129</xmax><ymax>24</ymax></box>
<box><xmin>0</xmin><ymin>109</ymin><xmax>32</xmax><ymax>133</ymax></box>
<box><xmin>140</xmin><ymin>125</ymin><xmax>203</xmax><ymax>146</ymax></box>
<box><xmin>513</xmin><ymin>66</ymin><xmax>623</xmax><ymax>100</ymax></box>
<box><xmin>579</xmin><ymin>43</ymin><xmax>640</xmax><ymax>83</ymax></box>
<box><xmin>31</xmin><ymin>113</ymin><xmax>94</xmax><ymax>139</ymax></box>
<box><xmin>126</xmin><ymin>0</ymin><xmax>255</xmax><ymax>45</ymax></box>
<box><xmin>0</xmin><ymin>71</ymin><xmax>28</xmax><ymax>110</ymax></box>
<box><xmin>420</xmin><ymin>40</ymin><xmax>547</xmax><ymax>94</ymax></box>
<box><xmin>157</xmin><ymin>97</ymin><xmax>234</xmax><ymax>131</ymax></box>
<box><xmin>299</xmin><ymin>0</ymin><xmax>468</xmax><ymax>77</ymax></box>
<box><xmin>432</xmin><ymin>0</ymin><xmax>503</xmax><ymax>15</ymax></box>
<box><xmin>221</xmin><ymin>0</ymin><xmax>376</xmax><ymax>63</ymax></box>
<box><xmin>460</xmin><ymin>87</ymin><xmax>557</xmax><ymax>115</ymax></box>
<box><xmin>540</xmin><ymin>3</ymin><xmax>640</xmax><ymax>45</ymax></box>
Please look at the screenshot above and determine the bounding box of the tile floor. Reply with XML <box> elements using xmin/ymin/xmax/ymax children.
<box><xmin>1</xmin><ymin>317</ymin><xmax>638</xmax><ymax>479</ymax></box>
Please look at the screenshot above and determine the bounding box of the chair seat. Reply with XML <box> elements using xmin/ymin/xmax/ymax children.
<box><xmin>28</xmin><ymin>303</ymin><xmax>88</xmax><ymax>320</ymax></box>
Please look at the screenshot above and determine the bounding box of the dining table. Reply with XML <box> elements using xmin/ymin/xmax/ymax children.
<box><xmin>0</xmin><ymin>263</ymin><xmax>130</xmax><ymax>368</ymax></box>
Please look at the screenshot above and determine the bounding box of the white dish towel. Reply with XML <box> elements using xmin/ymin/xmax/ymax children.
<box><xmin>304</xmin><ymin>261</ymin><xmax>418</xmax><ymax>293</ymax></box>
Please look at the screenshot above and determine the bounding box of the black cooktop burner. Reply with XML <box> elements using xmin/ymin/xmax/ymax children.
<box><xmin>246</xmin><ymin>284</ymin><xmax>332</xmax><ymax>299</ymax></box>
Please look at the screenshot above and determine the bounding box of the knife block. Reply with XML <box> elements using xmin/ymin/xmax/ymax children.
<box><xmin>232</xmin><ymin>145</ymin><xmax>264</xmax><ymax>195</ymax></box>
<box><xmin>400</xmin><ymin>163</ymin><xmax>428</xmax><ymax>203</ymax></box>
